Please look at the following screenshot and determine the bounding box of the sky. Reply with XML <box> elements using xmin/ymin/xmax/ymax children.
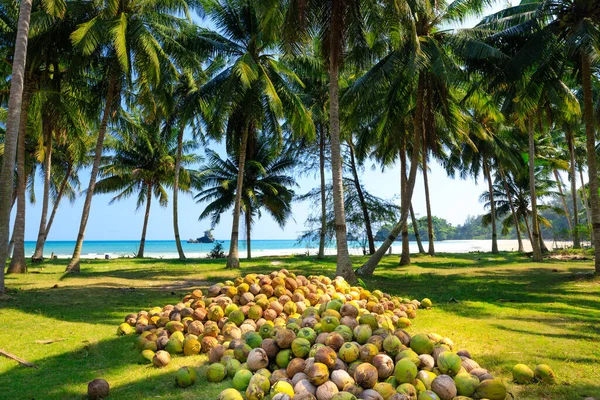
<box><xmin>17</xmin><ymin>0</ymin><xmax>521</xmax><ymax>242</ymax></box>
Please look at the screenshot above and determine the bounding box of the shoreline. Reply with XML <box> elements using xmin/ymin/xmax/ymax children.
<box><xmin>38</xmin><ymin>239</ymin><xmax>576</xmax><ymax>260</ymax></box>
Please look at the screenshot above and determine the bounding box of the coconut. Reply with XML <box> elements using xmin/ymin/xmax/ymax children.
<box><xmin>459</xmin><ymin>357</ymin><xmax>479</xmax><ymax>373</ymax></box>
<box><xmin>410</xmin><ymin>333</ymin><xmax>434</xmax><ymax>355</ymax></box>
<box><xmin>232</xmin><ymin>369</ymin><xmax>253</xmax><ymax>391</ymax></box>
<box><xmin>315</xmin><ymin>346</ymin><xmax>338</xmax><ymax>368</ymax></box>
<box><xmin>395</xmin><ymin>358</ymin><xmax>417</xmax><ymax>384</ymax></box>
<box><xmin>388</xmin><ymin>394</ymin><xmax>409</xmax><ymax>400</ymax></box>
<box><xmin>261</xmin><ymin>338</ymin><xmax>280</xmax><ymax>359</ymax></box>
<box><xmin>315</xmin><ymin>381</ymin><xmax>339</xmax><ymax>400</ymax></box>
<box><xmin>218</xmin><ymin>388</ymin><xmax>244</xmax><ymax>400</ymax></box>
<box><xmin>421</xmin><ymin>298</ymin><xmax>433</xmax><ymax>308</ymax></box>
<box><xmin>437</xmin><ymin>352</ymin><xmax>461</xmax><ymax>376</ymax></box>
<box><xmin>396</xmin><ymin>349</ymin><xmax>420</xmax><ymax>368</ymax></box>
<box><xmin>247</xmin><ymin>348</ymin><xmax>269</xmax><ymax>371</ymax></box>
<box><xmin>209</xmin><ymin>344</ymin><xmax>226</xmax><ymax>363</ymax></box>
<box><xmin>475</xmin><ymin>379</ymin><xmax>507</xmax><ymax>400</ymax></box>
<box><xmin>292</xmin><ymin>372</ymin><xmax>309</xmax><ymax>386</ymax></box>
<box><xmin>366</xmin><ymin>335</ymin><xmax>384</xmax><ymax>351</ymax></box>
<box><xmin>308</xmin><ymin>362</ymin><xmax>330</xmax><ymax>385</ymax></box>
<box><xmin>276</xmin><ymin>329</ymin><xmax>296</xmax><ymax>349</ymax></box>
<box><xmin>331</xmin><ymin>393</ymin><xmax>359</xmax><ymax>400</ymax></box>
<box><xmin>326</xmin><ymin>332</ymin><xmax>345</xmax><ymax>351</ymax></box>
<box><xmin>246</xmin><ymin>383</ymin><xmax>265</xmax><ymax>400</ymax></box>
<box><xmin>287</xmin><ymin>357</ymin><xmax>307</xmax><ymax>377</ymax></box>
<box><xmin>272</xmin><ymin>394</ymin><xmax>292</xmax><ymax>400</ymax></box>
<box><xmin>382</xmin><ymin>334</ymin><xmax>402</xmax><ymax>357</ymax></box>
<box><xmin>276</xmin><ymin>349</ymin><xmax>293</xmax><ymax>369</ymax></box>
<box><xmin>175</xmin><ymin>366</ymin><xmax>197</xmax><ymax>388</ymax></box>
<box><xmin>416</xmin><ymin>390</ymin><xmax>440</xmax><ymax>400</ymax></box>
<box><xmin>359</xmin><ymin>344</ymin><xmax>379</xmax><ymax>363</ymax></box>
<box><xmin>453</xmin><ymin>372</ymin><xmax>479</xmax><ymax>396</ymax></box>
<box><xmin>87</xmin><ymin>379</ymin><xmax>110</xmax><ymax>399</ymax></box>
<box><xmin>371</xmin><ymin>354</ymin><xmax>394</xmax><ymax>379</ymax></box>
<box><xmin>292</xmin><ymin>338</ymin><xmax>312</xmax><ymax>358</ymax></box>
<box><xmin>511</xmin><ymin>363</ymin><xmax>534</xmax><ymax>384</ymax></box>
<box><xmin>353</xmin><ymin>325</ymin><xmax>372</xmax><ymax>344</ymax></box>
<box><xmin>250</xmin><ymin>373</ymin><xmax>271</xmax><ymax>393</ymax></box>
<box><xmin>470</xmin><ymin>368</ymin><xmax>492</xmax><ymax>382</ymax></box>
<box><xmin>418</xmin><ymin>354</ymin><xmax>435</xmax><ymax>371</ymax></box>
<box><xmin>417</xmin><ymin>370</ymin><xmax>437</xmax><ymax>389</ymax></box>
<box><xmin>152</xmin><ymin>350</ymin><xmax>171</xmax><ymax>367</ymax></box>
<box><xmin>226</xmin><ymin>358</ymin><xmax>242</xmax><ymax>377</ymax></box>
<box><xmin>331</xmin><ymin>369</ymin><xmax>354</xmax><ymax>390</ymax></box>
<box><xmin>270</xmin><ymin>368</ymin><xmax>290</xmax><ymax>386</ymax></box>
<box><xmin>354</xmin><ymin>363</ymin><xmax>378</xmax><ymax>389</ymax></box>
<box><xmin>339</xmin><ymin>342</ymin><xmax>360</xmax><ymax>363</ymax></box>
<box><xmin>430</xmin><ymin>375</ymin><xmax>457</xmax><ymax>400</ymax></box>
<box><xmin>295</xmin><ymin>379</ymin><xmax>318</xmax><ymax>396</ymax></box>
<box><xmin>373</xmin><ymin>382</ymin><xmax>395</xmax><ymax>399</ymax></box>
<box><xmin>332</xmin><ymin>357</ymin><xmax>348</xmax><ymax>372</ymax></box>
<box><xmin>272</xmin><ymin>381</ymin><xmax>295</xmax><ymax>398</ymax></box>
<box><xmin>359</xmin><ymin>389</ymin><xmax>384</xmax><ymax>400</ymax></box>
<box><xmin>207</xmin><ymin>363</ymin><xmax>227</xmax><ymax>382</ymax></box>
<box><xmin>534</xmin><ymin>364</ymin><xmax>557</xmax><ymax>384</ymax></box>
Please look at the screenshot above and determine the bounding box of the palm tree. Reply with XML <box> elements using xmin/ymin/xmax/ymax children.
<box><xmin>201</xmin><ymin>0</ymin><xmax>313</xmax><ymax>269</ymax></box>
<box><xmin>195</xmin><ymin>139</ymin><xmax>296</xmax><ymax>259</ymax></box>
<box><xmin>64</xmin><ymin>0</ymin><xmax>195</xmax><ymax>272</ymax></box>
<box><xmin>94</xmin><ymin>112</ymin><xmax>201</xmax><ymax>258</ymax></box>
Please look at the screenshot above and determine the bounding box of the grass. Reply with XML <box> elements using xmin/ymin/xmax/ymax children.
<box><xmin>1</xmin><ymin>252</ymin><xmax>599</xmax><ymax>399</ymax></box>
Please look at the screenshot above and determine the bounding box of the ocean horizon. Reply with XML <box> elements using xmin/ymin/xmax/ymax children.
<box><xmin>21</xmin><ymin>238</ymin><xmax>540</xmax><ymax>259</ymax></box>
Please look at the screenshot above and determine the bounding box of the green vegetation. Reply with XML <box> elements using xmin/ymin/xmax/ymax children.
<box><xmin>1</xmin><ymin>254</ymin><xmax>599</xmax><ymax>399</ymax></box>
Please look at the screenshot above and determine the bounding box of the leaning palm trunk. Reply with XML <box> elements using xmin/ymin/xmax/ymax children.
<box><xmin>66</xmin><ymin>75</ymin><xmax>117</xmax><ymax>273</ymax></box>
<box><xmin>537</xmin><ymin>218</ymin><xmax>549</xmax><ymax>253</ymax></box>
<box><xmin>400</xmin><ymin>145</ymin><xmax>410</xmax><ymax>265</ymax></box>
<box><xmin>499</xmin><ymin>168</ymin><xmax>524</xmax><ymax>252</ymax></box>
<box><xmin>32</xmin><ymin>126</ymin><xmax>53</xmax><ymax>261</ymax></box>
<box><xmin>329</xmin><ymin>63</ymin><xmax>356</xmax><ymax>283</ymax></box>
<box><xmin>348</xmin><ymin>141</ymin><xmax>375</xmax><ymax>254</ymax></box>
<box><xmin>579</xmin><ymin>166</ymin><xmax>592</xmax><ymax>242</ymax></box>
<box><xmin>356</xmin><ymin>76</ymin><xmax>424</xmax><ymax>275</ymax></box>
<box><xmin>567</xmin><ymin>130</ymin><xmax>580</xmax><ymax>248</ymax></box>
<box><xmin>8</xmin><ymin>91</ymin><xmax>30</xmax><ymax>274</ymax></box>
<box><xmin>581</xmin><ymin>54</ymin><xmax>600</xmax><ymax>274</ymax></box>
<box><xmin>0</xmin><ymin>0</ymin><xmax>33</xmax><ymax>291</ymax></box>
<box><xmin>422</xmin><ymin>142</ymin><xmax>435</xmax><ymax>256</ymax></box>
<box><xmin>528</xmin><ymin>117</ymin><xmax>543</xmax><ymax>261</ymax></box>
<box><xmin>410</xmin><ymin>204</ymin><xmax>425</xmax><ymax>254</ymax></box>
<box><xmin>172</xmin><ymin>125</ymin><xmax>186</xmax><ymax>260</ymax></box>
<box><xmin>136</xmin><ymin>183</ymin><xmax>152</xmax><ymax>258</ymax></box>
<box><xmin>318</xmin><ymin>124</ymin><xmax>326</xmax><ymax>259</ymax></box>
<box><xmin>553</xmin><ymin>169</ymin><xmax>573</xmax><ymax>232</ymax></box>
<box><xmin>38</xmin><ymin>163</ymin><xmax>72</xmax><ymax>256</ymax></box>
<box><xmin>226</xmin><ymin>127</ymin><xmax>249</xmax><ymax>269</ymax></box>
<box><xmin>483</xmin><ymin>158</ymin><xmax>498</xmax><ymax>254</ymax></box>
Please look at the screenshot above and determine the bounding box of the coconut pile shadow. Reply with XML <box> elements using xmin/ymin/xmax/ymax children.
<box><xmin>114</xmin><ymin>269</ymin><xmax>556</xmax><ymax>400</ymax></box>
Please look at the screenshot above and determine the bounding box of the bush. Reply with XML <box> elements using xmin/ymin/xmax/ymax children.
<box><xmin>207</xmin><ymin>242</ymin><xmax>226</xmax><ymax>259</ymax></box>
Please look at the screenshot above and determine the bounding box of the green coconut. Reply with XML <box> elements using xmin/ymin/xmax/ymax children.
<box><xmin>175</xmin><ymin>366</ymin><xmax>197</xmax><ymax>388</ymax></box>
<box><xmin>334</xmin><ymin>325</ymin><xmax>354</xmax><ymax>342</ymax></box>
<box><xmin>226</xmin><ymin>358</ymin><xmax>242</xmax><ymax>377</ymax></box>
<box><xmin>331</xmin><ymin>393</ymin><xmax>358</xmax><ymax>400</ymax></box>
<box><xmin>383</xmin><ymin>334</ymin><xmax>402</xmax><ymax>357</ymax></box>
<box><xmin>534</xmin><ymin>364</ymin><xmax>557</xmax><ymax>384</ymax></box>
<box><xmin>359</xmin><ymin>343</ymin><xmax>379</xmax><ymax>363</ymax></box>
<box><xmin>421</xmin><ymin>298</ymin><xmax>433</xmax><ymax>308</ymax></box>
<box><xmin>234</xmin><ymin>344</ymin><xmax>252</xmax><ymax>362</ymax></box>
<box><xmin>353</xmin><ymin>324</ymin><xmax>373</xmax><ymax>344</ymax></box>
<box><xmin>297</xmin><ymin>327</ymin><xmax>317</xmax><ymax>344</ymax></box>
<box><xmin>373</xmin><ymin>382</ymin><xmax>396</xmax><ymax>399</ymax></box>
<box><xmin>453</xmin><ymin>372</ymin><xmax>479</xmax><ymax>396</ymax></box>
<box><xmin>232</xmin><ymin>369</ymin><xmax>253</xmax><ymax>391</ymax></box>
<box><xmin>417</xmin><ymin>390</ymin><xmax>441</xmax><ymax>400</ymax></box>
<box><xmin>512</xmin><ymin>364</ymin><xmax>535</xmax><ymax>384</ymax></box>
<box><xmin>245</xmin><ymin>383</ymin><xmax>265</xmax><ymax>400</ymax></box>
<box><xmin>358</xmin><ymin>314</ymin><xmax>379</xmax><ymax>331</ymax></box>
<box><xmin>396</xmin><ymin>349</ymin><xmax>420</xmax><ymax>368</ymax></box>
<box><xmin>139</xmin><ymin>349</ymin><xmax>155</xmax><ymax>364</ymax></box>
<box><xmin>259</xmin><ymin>323</ymin><xmax>274</xmax><ymax>339</ymax></box>
<box><xmin>475</xmin><ymin>379</ymin><xmax>507</xmax><ymax>400</ymax></box>
<box><xmin>165</xmin><ymin>338</ymin><xmax>183</xmax><ymax>354</ymax></box>
<box><xmin>339</xmin><ymin>342</ymin><xmax>360</xmax><ymax>363</ymax></box>
<box><xmin>395</xmin><ymin>358</ymin><xmax>418</xmax><ymax>384</ymax></box>
<box><xmin>437</xmin><ymin>352</ymin><xmax>461</xmax><ymax>376</ymax></box>
<box><xmin>410</xmin><ymin>333</ymin><xmax>434</xmax><ymax>355</ymax></box>
<box><xmin>417</xmin><ymin>370</ymin><xmax>437</xmax><ymax>390</ymax></box>
<box><xmin>245</xmin><ymin>332</ymin><xmax>263</xmax><ymax>349</ymax></box>
<box><xmin>218</xmin><ymin>388</ymin><xmax>244</xmax><ymax>400</ymax></box>
<box><xmin>207</xmin><ymin>363</ymin><xmax>227</xmax><ymax>383</ymax></box>
<box><xmin>275</xmin><ymin>349</ymin><xmax>293</xmax><ymax>369</ymax></box>
<box><xmin>271</xmin><ymin>381</ymin><xmax>294</xmax><ymax>397</ymax></box>
<box><xmin>292</xmin><ymin>338</ymin><xmax>311</xmax><ymax>358</ymax></box>
<box><xmin>117</xmin><ymin>323</ymin><xmax>133</xmax><ymax>336</ymax></box>
<box><xmin>396</xmin><ymin>383</ymin><xmax>417</xmax><ymax>399</ymax></box>
<box><xmin>249</xmin><ymin>373</ymin><xmax>271</xmax><ymax>394</ymax></box>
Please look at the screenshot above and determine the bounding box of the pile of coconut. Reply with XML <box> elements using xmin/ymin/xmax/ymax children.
<box><xmin>115</xmin><ymin>269</ymin><xmax>550</xmax><ymax>400</ymax></box>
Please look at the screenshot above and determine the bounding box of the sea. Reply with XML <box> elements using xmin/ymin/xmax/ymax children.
<box><xmin>22</xmin><ymin>239</ymin><xmax>535</xmax><ymax>259</ymax></box>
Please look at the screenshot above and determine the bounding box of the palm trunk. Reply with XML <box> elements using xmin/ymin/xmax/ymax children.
<box><xmin>32</xmin><ymin>123</ymin><xmax>53</xmax><ymax>261</ymax></box>
<box><xmin>7</xmin><ymin>87</ymin><xmax>30</xmax><ymax>274</ymax></box>
<box><xmin>579</xmin><ymin>166</ymin><xmax>592</xmax><ymax>242</ymax></box>
<box><xmin>329</xmin><ymin>62</ymin><xmax>356</xmax><ymax>283</ymax></box>
<box><xmin>7</xmin><ymin>228</ymin><xmax>15</xmax><ymax>258</ymax></box>
<box><xmin>245</xmin><ymin>207</ymin><xmax>251</xmax><ymax>259</ymax></box>
<box><xmin>226</xmin><ymin>126</ymin><xmax>249</xmax><ymax>269</ymax></box>
<box><xmin>553</xmin><ymin>168</ymin><xmax>573</xmax><ymax>232</ymax></box>
<box><xmin>173</xmin><ymin>125</ymin><xmax>186</xmax><ymax>260</ymax></box>
<box><xmin>422</xmin><ymin>142</ymin><xmax>435</xmax><ymax>255</ymax></box>
<box><xmin>528</xmin><ymin>117</ymin><xmax>543</xmax><ymax>261</ymax></box>
<box><xmin>348</xmin><ymin>140</ymin><xmax>375</xmax><ymax>255</ymax></box>
<box><xmin>524</xmin><ymin>215</ymin><xmax>533</xmax><ymax>247</ymax></box>
<box><xmin>499</xmin><ymin>168</ymin><xmax>524</xmax><ymax>252</ymax></box>
<box><xmin>42</xmin><ymin>163</ymin><xmax>72</xmax><ymax>249</ymax></box>
<box><xmin>318</xmin><ymin>124</ymin><xmax>326</xmax><ymax>259</ymax></box>
<box><xmin>537</xmin><ymin>218</ymin><xmax>548</xmax><ymax>253</ymax></box>
<box><xmin>66</xmin><ymin>74</ymin><xmax>117</xmax><ymax>273</ymax></box>
<box><xmin>357</xmin><ymin>75</ymin><xmax>424</xmax><ymax>275</ymax></box>
<box><xmin>0</xmin><ymin>0</ymin><xmax>33</xmax><ymax>291</ymax></box>
<box><xmin>581</xmin><ymin>54</ymin><xmax>600</xmax><ymax>274</ymax></box>
<box><xmin>483</xmin><ymin>158</ymin><xmax>499</xmax><ymax>253</ymax></box>
<box><xmin>410</xmin><ymin>204</ymin><xmax>425</xmax><ymax>253</ymax></box>
<box><xmin>567</xmin><ymin>130</ymin><xmax>580</xmax><ymax>248</ymax></box>
<box><xmin>400</xmin><ymin>144</ymin><xmax>410</xmax><ymax>265</ymax></box>
<box><xmin>136</xmin><ymin>183</ymin><xmax>152</xmax><ymax>258</ymax></box>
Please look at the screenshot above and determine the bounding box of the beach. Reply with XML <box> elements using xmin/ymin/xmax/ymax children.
<box><xmin>22</xmin><ymin>238</ymin><xmax>571</xmax><ymax>259</ymax></box>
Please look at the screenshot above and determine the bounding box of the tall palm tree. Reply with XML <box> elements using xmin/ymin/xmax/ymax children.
<box><xmin>94</xmin><ymin>112</ymin><xmax>201</xmax><ymax>258</ymax></box>
<box><xmin>0</xmin><ymin>0</ymin><xmax>34</xmax><ymax>288</ymax></box>
<box><xmin>202</xmin><ymin>0</ymin><xmax>313</xmax><ymax>269</ymax></box>
<box><xmin>65</xmin><ymin>0</ymin><xmax>195</xmax><ymax>272</ymax></box>
<box><xmin>195</xmin><ymin>139</ymin><xmax>296</xmax><ymax>259</ymax></box>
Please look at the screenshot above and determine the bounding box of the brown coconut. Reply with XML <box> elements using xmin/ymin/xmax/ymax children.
<box><xmin>372</xmin><ymin>354</ymin><xmax>394</xmax><ymax>379</ymax></box>
<box><xmin>247</xmin><ymin>348</ymin><xmax>269</xmax><ymax>371</ymax></box>
<box><xmin>287</xmin><ymin>357</ymin><xmax>307</xmax><ymax>377</ymax></box>
<box><xmin>275</xmin><ymin>328</ymin><xmax>296</xmax><ymax>349</ymax></box>
<box><xmin>325</xmin><ymin>332</ymin><xmax>345</xmax><ymax>351</ymax></box>
<box><xmin>430</xmin><ymin>375</ymin><xmax>457</xmax><ymax>400</ymax></box>
<box><xmin>315</xmin><ymin>346</ymin><xmax>337</xmax><ymax>369</ymax></box>
<box><xmin>315</xmin><ymin>381</ymin><xmax>338</xmax><ymax>400</ymax></box>
<box><xmin>354</xmin><ymin>363</ymin><xmax>378</xmax><ymax>389</ymax></box>
<box><xmin>330</xmin><ymin>370</ymin><xmax>354</xmax><ymax>390</ymax></box>
<box><xmin>307</xmin><ymin>362</ymin><xmax>329</xmax><ymax>386</ymax></box>
<box><xmin>87</xmin><ymin>379</ymin><xmax>110</xmax><ymax>399</ymax></box>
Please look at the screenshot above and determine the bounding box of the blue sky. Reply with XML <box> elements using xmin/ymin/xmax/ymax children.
<box><xmin>17</xmin><ymin>1</ymin><xmax>519</xmax><ymax>242</ymax></box>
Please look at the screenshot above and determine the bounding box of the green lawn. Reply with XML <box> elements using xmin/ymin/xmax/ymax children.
<box><xmin>1</xmin><ymin>253</ymin><xmax>599</xmax><ymax>399</ymax></box>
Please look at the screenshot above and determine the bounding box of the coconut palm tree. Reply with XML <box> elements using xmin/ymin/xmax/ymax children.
<box><xmin>201</xmin><ymin>0</ymin><xmax>313</xmax><ymax>269</ymax></box>
<box><xmin>195</xmin><ymin>138</ymin><xmax>297</xmax><ymax>259</ymax></box>
<box><xmin>65</xmin><ymin>0</ymin><xmax>197</xmax><ymax>272</ymax></box>
<box><xmin>0</xmin><ymin>0</ymin><xmax>34</xmax><ymax>289</ymax></box>
<box><xmin>94</xmin><ymin>112</ymin><xmax>201</xmax><ymax>258</ymax></box>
